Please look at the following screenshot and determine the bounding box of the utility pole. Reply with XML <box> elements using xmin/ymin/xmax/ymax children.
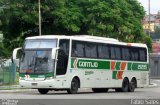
<box><xmin>38</xmin><ymin>0</ymin><xmax>41</xmax><ymax>36</ymax></box>
<box><xmin>148</xmin><ymin>0</ymin><xmax>151</xmax><ymax>37</ymax></box>
<box><xmin>148</xmin><ymin>0</ymin><xmax>151</xmax><ymax>85</ymax></box>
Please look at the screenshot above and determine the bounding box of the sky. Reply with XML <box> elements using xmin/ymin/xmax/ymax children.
<box><xmin>138</xmin><ymin>0</ymin><xmax>160</xmax><ymax>14</ymax></box>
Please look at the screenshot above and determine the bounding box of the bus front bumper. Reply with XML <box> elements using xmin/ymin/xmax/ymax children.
<box><xmin>19</xmin><ymin>79</ymin><xmax>56</xmax><ymax>89</ymax></box>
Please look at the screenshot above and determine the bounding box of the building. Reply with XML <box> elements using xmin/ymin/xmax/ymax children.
<box><xmin>143</xmin><ymin>22</ymin><xmax>155</xmax><ymax>32</ymax></box>
<box><xmin>142</xmin><ymin>11</ymin><xmax>160</xmax><ymax>53</ymax></box>
<box><xmin>142</xmin><ymin>11</ymin><xmax>160</xmax><ymax>33</ymax></box>
<box><xmin>142</xmin><ymin>14</ymin><xmax>156</xmax><ymax>32</ymax></box>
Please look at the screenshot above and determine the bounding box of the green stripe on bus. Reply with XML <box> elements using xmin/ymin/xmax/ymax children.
<box><xmin>71</xmin><ymin>58</ymin><xmax>149</xmax><ymax>71</ymax></box>
<box><xmin>128</xmin><ymin>63</ymin><xmax>132</xmax><ymax>70</ymax></box>
<box><xmin>131</xmin><ymin>63</ymin><xmax>149</xmax><ymax>71</ymax></box>
<box><xmin>71</xmin><ymin>58</ymin><xmax>110</xmax><ymax>70</ymax></box>
<box><xmin>19</xmin><ymin>73</ymin><xmax>53</xmax><ymax>78</ymax></box>
<box><xmin>112</xmin><ymin>71</ymin><xmax>118</xmax><ymax>79</ymax></box>
<box><xmin>115</xmin><ymin>62</ymin><xmax>121</xmax><ymax>70</ymax></box>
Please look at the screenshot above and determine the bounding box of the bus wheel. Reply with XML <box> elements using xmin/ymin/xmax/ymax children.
<box><xmin>121</xmin><ymin>78</ymin><xmax>129</xmax><ymax>92</ymax></box>
<box><xmin>92</xmin><ymin>88</ymin><xmax>108</xmax><ymax>93</ymax></box>
<box><xmin>67</xmin><ymin>78</ymin><xmax>79</xmax><ymax>94</ymax></box>
<box><xmin>129</xmin><ymin>78</ymin><xmax>137</xmax><ymax>92</ymax></box>
<box><xmin>38</xmin><ymin>89</ymin><xmax>49</xmax><ymax>94</ymax></box>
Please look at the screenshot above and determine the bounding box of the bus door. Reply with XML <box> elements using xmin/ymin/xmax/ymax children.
<box><xmin>55</xmin><ymin>39</ymin><xmax>70</xmax><ymax>84</ymax></box>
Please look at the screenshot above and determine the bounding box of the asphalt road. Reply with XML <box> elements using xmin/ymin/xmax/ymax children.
<box><xmin>0</xmin><ymin>79</ymin><xmax>160</xmax><ymax>105</ymax></box>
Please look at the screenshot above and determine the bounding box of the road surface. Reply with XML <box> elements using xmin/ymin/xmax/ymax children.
<box><xmin>0</xmin><ymin>79</ymin><xmax>159</xmax><ymax>105</ymax></box>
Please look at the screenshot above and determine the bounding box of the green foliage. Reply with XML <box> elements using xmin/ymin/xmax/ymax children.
<box><xmin>145</xmin><ymin>35</ymin><xmax>152</xmax><ymax>52</ymax></box>
<box><xmin>0</xmin><ymin>0</ymin><xmax>152</xmax><ymax>56</ymax></box>
<box><xmin>0</xmin><ymin>42</ymin><xmax>10</xmax><ymax>58</ymax></box>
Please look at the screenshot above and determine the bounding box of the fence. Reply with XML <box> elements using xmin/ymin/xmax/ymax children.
<box><xmin>150</xmin><ymin>53</ymin><xmax>160</xmax><ymax>79</ymax></box>
<box><xmin>0</xmin><ymin>59</ymin><xmax>17</xmax><ymax>85</ymax></box>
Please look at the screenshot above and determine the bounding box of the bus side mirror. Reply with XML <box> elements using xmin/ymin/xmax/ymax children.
<box><xmin>12</xmin><ymin>47</ymin><xmax>22</xmax><ymax>67</ymax></box>
<box><xmin>52</xmin><ymin>47</ymin><xmax>59</xmax><ymax>60</ymax></box>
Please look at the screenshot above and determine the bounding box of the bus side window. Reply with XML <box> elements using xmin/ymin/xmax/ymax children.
<box><xmin>131</xmin><ymin>48</ymin><xmax>139</xmax><ymax>61</ymax></box>
<box><xmin>122</xmin><ymin>47</ymin><xmax>130</xmax><ymax>60</ymax></box>
<box><xmin>115</xmin><ymin>47</ymin><xmax>121</xmax><ymax>60</ymax></box>
<box><xmin>111</xmin><ymin>46</ymin><xmax>116</xmax><ymax>59</ymax></box>
<box><xmin>56</xmin><ymin>39</ymin><xmax>69</xmax><ymax>75</ymax></box>
<box><xmin>139</xmin><ymin>49</ymin><xmax>147</xmax><ymax>62</ymax></box>
<box><xmin>98</xmin><ymin>44</ymin><xmax>110</xmax><ymax>59</ymax></box>
<box><xmin>85</xmin><ymin>43</ymin><xmax>97</xmax><ymax>58</ymax></box>
<box><xmin>71</xmin><ymin>41</ymin><xmax>85</xmax><ymax>57</ymax></box>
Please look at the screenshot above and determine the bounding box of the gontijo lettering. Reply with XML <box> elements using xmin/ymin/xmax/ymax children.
<box><xmin>78</xmin><ymin>61</ymin><xmax>98</xmax><ymax>68</ymax></box>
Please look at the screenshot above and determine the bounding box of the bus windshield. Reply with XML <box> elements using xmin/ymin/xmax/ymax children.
<box><xmin>20</xmin><ymin>49</ymin><xmax>54</xmax><ymax>74</ymax></box>
<box><xmin>20</xmin><ymin>39</ymin><xmax>57</xmax><ymax>74</ymax></box>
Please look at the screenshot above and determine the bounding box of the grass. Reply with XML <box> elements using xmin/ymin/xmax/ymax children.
<box><xmin>15</xmin><ymin>72</ymin><xmax>19</xmax><ymax>85</ymax></box>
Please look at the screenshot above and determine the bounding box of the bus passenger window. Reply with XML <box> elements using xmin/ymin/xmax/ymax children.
<box><xmin>98</xmin><ymin>45</ymin><xmax>110</xmax><ymax>59</ymax></box>
<box><xmin>76</xmin><ymin>43</ymin><xmax>85</xmax><ymax>57</ymax></box>
<box><xmin>122</xmin><ymin>47</ymin><xmax>130</xmax><ymax>60</ymax></box>
<box><xmin>111</xmin><ymin>47</ymin><xmax>116</xmax><ymax>59</ymax></box>
<box><xmin>85</xmin><ymin>43</ymin><xmax>97</xmax><ymax>58</ymax></box>
<box><xmin>115</xmin><ymin>47</ymin><xmax>121</xmax><ymax>60</ymax></box>
<box><xmin>71</xmin><ymin>44</ymin><xmax>77</xmax><ymax>57</ymax></box>
<box><xmin>139</xmin><ymin>49</ymin><xmax>146</xmax><ymax>61</ymax></box>
<box><xmin>131</xmin><ymin>48</ymin><xmax>139</xmax><ymax>61</ymax></box>
<box><xmin>72</xmin><ymin>49</ymin><xmax>78</xmax><ymax>57</ymax></box>
<box><xmin>72</xmin><ymin>41</ymin><xmax>85</xmax><ymax>57</ymax></box>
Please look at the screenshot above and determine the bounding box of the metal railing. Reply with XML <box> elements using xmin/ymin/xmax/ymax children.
<box><xmin>0</xmin><ymin>59</ymin><xmax>17</xmax><ymax>85</ymax></box>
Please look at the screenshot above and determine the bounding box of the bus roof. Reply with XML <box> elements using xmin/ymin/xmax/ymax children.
<box><xmin>26</xmin><ymin>35</ymin><xmax>147</xmax><ymax>48</ymax></box>
<box><xmin>26</xmin><ymin>35</ymin><xmax>118</xmax><ymax>41</ymax></box>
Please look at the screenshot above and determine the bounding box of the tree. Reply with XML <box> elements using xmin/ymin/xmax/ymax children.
<box><xmin>0</xmin><ymin>0</ymin><xmax>151</xmax><ymax>56</ymax></box>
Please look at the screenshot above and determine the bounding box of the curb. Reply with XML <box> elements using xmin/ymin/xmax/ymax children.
<box><xmin>0</xmin><ymin>85</ymin><xmax>29</xmax><ymax>91</ymax></box>
<box><xmin>148</xmin><ymin>83</ymin><xmax>158</xmax><ymax>87</ymax></box>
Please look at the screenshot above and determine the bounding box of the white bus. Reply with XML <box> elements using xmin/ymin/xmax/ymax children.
<box><xmin>12</xmin><ymin>35</ymin><xmax>149</xmax><ymax>94</ymax></box>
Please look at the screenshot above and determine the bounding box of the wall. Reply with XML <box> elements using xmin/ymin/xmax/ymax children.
<box><xmin>150</xmin><ymin>53</ymin><xmax>160</xmax><ymax>79</ymax></box>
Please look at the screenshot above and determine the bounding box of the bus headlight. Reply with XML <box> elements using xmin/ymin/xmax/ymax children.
<box><xmin>45</xmin><ymin>77</ymin><xmax>53</xmax><ymax>80</ymax></box>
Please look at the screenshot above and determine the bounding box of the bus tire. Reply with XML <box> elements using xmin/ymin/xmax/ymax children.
<box><xmin>121</xmin><ymin>78</ymin><xmax>129</xmax><ymax>92</ymax></box>
<box><xmin>67</xmin><ymin>78</ymin><xmax>79</xmax><ymax>94</ymax></box>
<box><xmin>129</xmin><ymin>78</ymin><xmax>137</xmax><ymax>92</ymax></box>
<box><xmin>38</xmin><ymin>89</ymin><xmax>49</xmax><ymax>94</ymax></box>
<box><xmin>92</xmin><ymin>88</ymin><xmax>108</xmax><ymax>93</ymax></box>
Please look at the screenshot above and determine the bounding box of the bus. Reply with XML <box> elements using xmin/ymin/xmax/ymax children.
<box><xmin>12</xmin><ymin>35</ymin><xmax>149</xmax><ymax>94</ymax></box>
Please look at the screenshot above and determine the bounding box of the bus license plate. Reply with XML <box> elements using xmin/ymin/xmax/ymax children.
<box><xmin>32</xmin><ymin>83</ymin><xmax>37</xmax><ymax>86</ymax></box>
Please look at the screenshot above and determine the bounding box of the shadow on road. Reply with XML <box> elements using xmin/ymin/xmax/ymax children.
<box><xmin>31</xmin><ymin>89</ymin><xmax>145</xmax><ymax>95</ymax></box>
